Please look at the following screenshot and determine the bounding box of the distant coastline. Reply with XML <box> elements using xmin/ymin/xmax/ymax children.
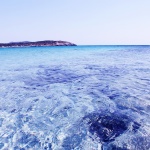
<box><xmin>0</xmin><ymin>40</ymin><xmax>77</xmax><ymax>48</ymax></box>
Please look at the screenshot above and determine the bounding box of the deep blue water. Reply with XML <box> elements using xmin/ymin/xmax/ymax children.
<box><xmin>0</xmin><ymin>46</ymin><xmax>150</xmax><ymax>150</ymax></box>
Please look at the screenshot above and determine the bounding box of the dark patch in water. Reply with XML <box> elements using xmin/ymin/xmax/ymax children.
<box><xmin>87</xmin><ymin>113</ymin><xmax>129</xmax><ymax>142</ymax></box>
<box><xmin>132</xmin><ymin>122</ymin><xmax>141</xmax><ymax>132</ymax></box>
<box><xmin>24</xmin><ymin>68</ymin><xmax>85</xmax><ymax>87</ymax></box>
<box><xmin>44</xmin><ymin>143</ymin><xmax>52</xmax><ymax>150</ymax></box>
<box><xmin>84</xmin><ymin>112</ymin><xmax>140</xmax><ymax>143</ymax></box>
<box><xmin>61</xmin><ymin>111</ymin><xmax>141</xmax><ymax>149</ymax></box>
<box><xmin>40</xmin><ymin>68</ymin><xmax>83</xmax><ymax>84</ymax></box>
<box><xmin>11</xmin><ymin>109</ymin><xmax>16</xmax><ymax>113</ymax></box>
<box><xmin>105</xmin><ymin>143</ymin><xmax>129</xmax><ymax>150</ymax></box>
<box><xmin>85</xmin><ymin>65</ymin><xmax>128</xmax><ymax>79</ymax></box>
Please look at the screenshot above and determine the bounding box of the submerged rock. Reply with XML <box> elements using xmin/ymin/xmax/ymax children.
<box><xmin>83</xmin><ymin>112</ymin><xmax>140</xmax><ymax>143</ymax></box>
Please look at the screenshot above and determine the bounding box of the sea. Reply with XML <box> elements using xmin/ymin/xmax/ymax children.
<box><xmin>0</xmin><ymin>46</ymin><xmax>150</xmax><ymax>150</ymax></box>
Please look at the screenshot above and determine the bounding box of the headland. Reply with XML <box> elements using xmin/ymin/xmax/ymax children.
<box><xmin>0</xmin><ymin>40</ymin><xmax>77</xmax><ymax>48</ymax></box>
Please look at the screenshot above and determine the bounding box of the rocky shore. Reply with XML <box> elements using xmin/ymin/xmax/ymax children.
<box><xmin>0</xmin><ymin>40</ymin><xmax>77</xmax><ymax>48</ymax></box>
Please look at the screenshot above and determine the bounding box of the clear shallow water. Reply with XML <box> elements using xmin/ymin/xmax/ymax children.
<box><xmin>0</xmin><ymin>46</ymin><xmax>150</xmax><ymax>150</ymax></box>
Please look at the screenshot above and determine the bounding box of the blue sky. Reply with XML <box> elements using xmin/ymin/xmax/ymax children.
<box><xmin>0</xmin><ymin>0</ymin><xmax>150</xmax><ymax>45</ymax></box>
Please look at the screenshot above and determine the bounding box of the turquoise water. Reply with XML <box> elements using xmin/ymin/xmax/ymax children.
<box><xmin>0</xmin><ymin>46</ymin><xmax>150</xmax><ymax>150</ymax></box>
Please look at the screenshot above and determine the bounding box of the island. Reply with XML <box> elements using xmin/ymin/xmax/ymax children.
<box><xmin>0</xmin><ymin>40</ymin><xmax>77</xmax><ymax>48</ymax></box>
